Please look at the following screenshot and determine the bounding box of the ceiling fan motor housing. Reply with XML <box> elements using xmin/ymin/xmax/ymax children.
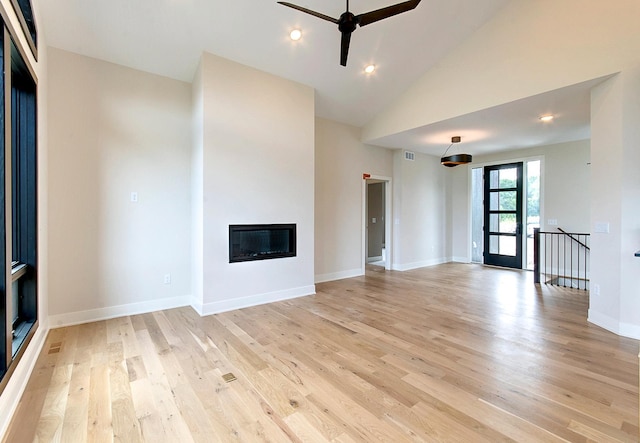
<box><xmin>339</xmin><ymin>13</ymin><xmax>359</xmax><ymax>32</ymax></box>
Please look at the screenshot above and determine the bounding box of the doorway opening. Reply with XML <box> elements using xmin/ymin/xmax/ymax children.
<box><xmin>484</xmin><ymin>162</ymin><xmax>524</xmax><ymax>268</ymax></box>
<box><xmin>471</xmin><ymin>159</ymin><xmax>541</xmax><ymax>269</ymax></box>
<box><xmin>363</xmin><ymin>176</ymin><xmax>392</xmax><ymax>271</ymax></box>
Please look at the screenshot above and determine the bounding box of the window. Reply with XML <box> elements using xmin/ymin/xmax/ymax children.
<box><xmin>10</xmin><ymin>0</ymin><xmax>36</xmax><ymax>59</ymax></box>
<box><xmin>0</xmin><ymin>23</ymin><xmax>38</xmax><ymax>393</ymax></box>
<box><xmin>9</xmin><ymin>39</ymin><xmax>37</xmax><ymax>357</ymax></box>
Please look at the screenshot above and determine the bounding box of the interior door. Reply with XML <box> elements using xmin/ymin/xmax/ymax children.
<box><xmin>483</xmin><ymin>162</ymin><xmax>523</xmax><ymax>268</ymax></box>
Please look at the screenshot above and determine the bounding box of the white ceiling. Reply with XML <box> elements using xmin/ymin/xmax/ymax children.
<box><xmin>36</xmin><ymin>0</ymin><xmax>596</xmax><ymax>155</ymax></box>
<box><xmin>368</xmin><ymin>76</ymin><xmax>609</xmax><ymax>156</ymax></box>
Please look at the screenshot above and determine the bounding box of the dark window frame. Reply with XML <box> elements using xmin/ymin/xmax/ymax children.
<box><xmin>9</xmin><ymin>0</ymin><xmax>36</xmax><ymax>60</ymax></box>
<box><xmin>0</xmin><ymin>21</ymin><xmax>38</xmax><ymax>395</ymax></box>
<box><xmin>9</xmin><ymin>38</ymin><xmax>37</xmax><ymax>356</ymax></box>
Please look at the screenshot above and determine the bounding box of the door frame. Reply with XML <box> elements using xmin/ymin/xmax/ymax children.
<box><xmin>483</xmin><ymin>162</ymin><xmax>524</xmax><ymax>268</ymax></box>
<box><xmin>362</xmin><ymin>175</ymin><xmax>392</xmax><ymax>272</ymax></box>
<box><xmin>467</xmin><ymin>155</ymin><xmax>545</xmax><ymax>268</ymax></box>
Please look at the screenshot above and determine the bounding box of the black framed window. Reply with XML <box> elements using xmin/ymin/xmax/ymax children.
<box><xmin>0</xmin><ymin>21</ymin><xmax>38</xmax><ymax>394</ymax></box>
<box><xmin>9</xmin><ymin>0</ymin><xmax>36</xmax><ymax>59</ymax></box>
<box><xmin>9</xmin><ymin>39</ymin><xmax>36</xmax><ymax>357</ymax></box>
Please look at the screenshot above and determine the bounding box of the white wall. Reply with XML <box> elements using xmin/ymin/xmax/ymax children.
<box><xmin>590</xmin><ymin>71</ymin><xmax>640</xmax><ymax>338</ymax></box>
<box><xmin>195</xmin><ymin>53</ymin><xmax>315</xmax><ymax>314</ymax></box>
<box><xmin>191</xmin><ymin>61</ymin><xmax>204</xmax><ymax>311</ymax></box>
<box><xmin>47</xmin><ymin>48</ymin><xmax>193</xmax><ymax>326</ymax></box>
<box><xmin>314</xmin><ymin>118</ymin><xmax>393</xmax><ymax>282</ymax></box>
<box><xmin>363</xmin><ymin>0</ymin><xmax>640</xmax><ymax>143</ymax></box>
<box><xmin>392</xmin><ymin>151</ymin><xmax>450</xmax><ymax>271</ymax></box>
<box><xmin>450</xmin><ymin>139</ymin><xmax>591</xmax><ymax>263</ymax></box>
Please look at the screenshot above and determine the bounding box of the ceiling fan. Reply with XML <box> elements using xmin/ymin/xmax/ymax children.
<box><xmin>277</xmin><ymin>0</ymin><xmax>422</xmax><ymax>67</ymax></box>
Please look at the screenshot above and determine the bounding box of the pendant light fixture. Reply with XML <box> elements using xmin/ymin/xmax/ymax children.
<box><xmin>440</xmin><ymin>136</ymin><xmax>472</xmax><ymax>167</ymax></box>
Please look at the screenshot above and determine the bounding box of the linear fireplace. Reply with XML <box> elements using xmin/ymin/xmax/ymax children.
<box><xmin>229</xmin><ymin>224</ymin><xmax>296</xmax><ymax>263</ymax></box>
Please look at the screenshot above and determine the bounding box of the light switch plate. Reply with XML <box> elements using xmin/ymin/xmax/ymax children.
<box><xmin>594</xmin><ymin>222</ymin><xmax>610</xmax><ymax>234</ymax></box>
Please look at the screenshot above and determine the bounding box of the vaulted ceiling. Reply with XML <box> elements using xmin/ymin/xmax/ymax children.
<box><xmin>36</xmin><ymin>0</ymin><xmax>594</xmax><ymax>156</ymax></box>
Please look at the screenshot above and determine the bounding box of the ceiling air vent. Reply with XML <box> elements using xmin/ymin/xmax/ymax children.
<box><xmin>404</xmin><ymin>150</ymin><xmax>415</xmax><ymax>161</ymax></box>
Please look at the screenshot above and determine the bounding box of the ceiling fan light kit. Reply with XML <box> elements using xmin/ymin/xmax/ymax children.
<box><xmin>440</xmin><ymin>136</ymin><xmax>472</xmax><ymax>167</ymax></box>
<box><xmin>277</xmin><ymin>0</ymin><xmax>422</xmax><ymax>66</ymax></box>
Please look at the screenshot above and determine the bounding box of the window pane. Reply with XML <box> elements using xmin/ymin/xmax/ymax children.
<box><xmin>490</xmin><ymin>213</ymin><xmax>517</xmax><ymax>234</ymax></box>
<box><xmin>526</xmin><ymin>160</ymin><xmax>541</xmax><ymax>270</ymax></box>
<box><xmin>8</xmin><ymin>40</ymin><xmax>37</xmax><ymax>360</ymax></box>
<box><xmin>12</xmin><ymin>0</ymin><xmax>36</xmax><ymax>50</ymax></box>
<box><xmin>489</xmin><ymin>235</ymin><xmax>516</xmax><ymax>256</ymax></box>
<box><xmin>490</xmin><ymin>191</ymin><xmax>517</xmax><ymax>211</ymax></box>
<box><xmin>471</xmin><ymin>168</ymin><xmax>483</xmax><ymax>262</ymax></box>
<box><xmin>489</xmin><ymin>168</ymin><xmax>517</xmax><ymax>190</ymax></box>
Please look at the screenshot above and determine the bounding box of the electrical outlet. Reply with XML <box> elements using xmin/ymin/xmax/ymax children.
<box><xmin>592</xmin><ymin>283</ymin><xmax>600</xmax><ymax>296</ymax></box>
<box><xmin>164</xmin><ymin>274</ymin><xmax>171</xmax><ymax>284</ymax></box>
<box><xmin>131</xmin><ymin>192</ymin><xmax>138</xmax><ymax>203</ymax></box>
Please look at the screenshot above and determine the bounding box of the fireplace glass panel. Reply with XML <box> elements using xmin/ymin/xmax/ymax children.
<box><xmin>229</xmin><ymin>224</ymin><xmax>296</xmax><ymax>263</ymax></box>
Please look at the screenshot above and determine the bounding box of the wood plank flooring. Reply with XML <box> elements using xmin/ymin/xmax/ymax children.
<box><xmin>3</xmin><ymin>263</ymin><xmax>639</xmax><ymax>442</ymax></box>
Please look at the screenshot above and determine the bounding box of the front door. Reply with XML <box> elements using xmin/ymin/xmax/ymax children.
<box><xmin>483</xmin><ymin>162</ymin><xmax>523</xmax><ymax>268</ymax></box>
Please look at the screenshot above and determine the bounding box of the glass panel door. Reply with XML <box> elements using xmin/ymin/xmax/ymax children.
<box><xmin>483</xmin><ymin>162</ymin><xmax>523</xmax><ymax>268</ymax></box>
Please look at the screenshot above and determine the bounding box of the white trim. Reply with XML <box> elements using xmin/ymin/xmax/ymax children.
<box><xmin>392</xmin><ymin>257</ymin><xmax>449</xmax><ymax>272</ymax></box>
<box><xmin>48</xmin><ymin>295</ymin><xmax>191</xmax><ymax>328</ymax></box>
<box><xmin>588</xmin><ymin>309</ymin><xmax>640</xmax><ymax>340</ymax></box>
<box><xmin>193</xmin><ymin>285</ymin><xmax>316</xmax><ymax>316</ymax></box>
<box><xmin>0</xmin><ymin>324</ymin><xmax>47</xmax><ymax>438</ymax></box>
<box><xmin>451</xmin><ymin>256</ymin><xmax>471</xmax><ymax>263</ymax></box>
<box><xmin>366</xmin><ymin>256</ymin><xmax>383</xmax><ymax>263</ymax></box>
<box><xmin>316</xmin><ymin>269</ymin><xmax>363</xmax><ymax>283</ymax></box>
<box><xmin>362</xmin><ymin>175</ymin><xmax>393</xmax><ymax>273</ymax></box>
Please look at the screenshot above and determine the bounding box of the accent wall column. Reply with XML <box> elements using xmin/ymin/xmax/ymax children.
<box><xmin>589</xmin><ymin>66</ymin><xmax>640</xmax><ymax>339</ymax></box>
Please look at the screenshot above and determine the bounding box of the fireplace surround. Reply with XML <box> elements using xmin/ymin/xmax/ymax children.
<box><xmin>229</xmin><ymin>224</ymin><xmax>296</xmax><ymax>263</ymax></box>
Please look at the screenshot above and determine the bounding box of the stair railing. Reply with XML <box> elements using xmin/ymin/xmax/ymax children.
<box><xmin>533</xmin><ymin>227</ymin><xmax>590</xmax><ymax>290</ymax></box>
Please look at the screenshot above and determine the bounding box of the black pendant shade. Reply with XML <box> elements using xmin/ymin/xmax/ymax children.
<box><xmin>441</xmin><ymin>153</ymin><xmax>473</xmax><ymax>167</ymax></box>
<box><xmin>440</xmin><ymin>136</ymin><xmax>472</xmax><ymax>167</ymax></box>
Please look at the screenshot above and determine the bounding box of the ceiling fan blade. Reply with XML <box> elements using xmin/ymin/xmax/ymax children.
<box><xmin>340</xmin><ymin>31</ymin><xmax>352</xmax><ymax>66</ymax></box>
<box><xmin>357</xmin><ymin>0</ymin><xmax>421</xmax><ymax>27</ymax></box>
<box><xmin>277</xmin><ymin>2</ymin><xmax>339</xmax><ymax>24</ymax></box>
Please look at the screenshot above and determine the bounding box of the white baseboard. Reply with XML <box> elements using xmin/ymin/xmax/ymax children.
<box><xmin>193</xmin><ymin>285</ymin><xmax>316</xmax><ymax>316</ymax></box>
<box><xmin>451</xmin><ymin>256</ymin><xmax>471</xmax><ymax>263</ymax></box>
<box><xmin>0</xmin><ymin>325</ymin><xmax>48</xmax><ymax>438</ymax></box>
<box><xmin>392</xmin><ymin>257</ymin><xmax>448</xmax><ymax>272</ymax></box>
<box><xmin>366</xmin><ymin>256</ymin><xmax>383</xmax><ymax>263</ymax></box>
<box><xmin>315</xmin><ymin>268</ymin><xmax>363</xmax><ymax>283</ymax></box>
<box><xmin>48</xmin><ymin>295</ymin><xmax>191</xmax><ymax>328</ymax></box>
<box><xmin>588</xmin><ymin>309</ymin><xmax>640</xmax><ymax>340</ymax></box>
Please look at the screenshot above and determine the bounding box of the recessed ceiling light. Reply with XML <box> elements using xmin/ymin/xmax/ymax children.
<box><xmin>364</xmin><ymin>64</ymin><xmax>376</xmax><ymax>74</ymax></box>
<box><xmin>539</xmin><ymin>115</ymin><xmax>554</xmax><ymax>122</ymax></box>
<box><xmin>289</xmin><ymin>29</ymin><xmax>302</xmax><ymax>41</ymax></box>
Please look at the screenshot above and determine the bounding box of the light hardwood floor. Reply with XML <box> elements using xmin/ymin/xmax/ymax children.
<box><xmin>3</xmin><ymin>263</ymin><xmax>639</xmax><ymax>442</ymax></box>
